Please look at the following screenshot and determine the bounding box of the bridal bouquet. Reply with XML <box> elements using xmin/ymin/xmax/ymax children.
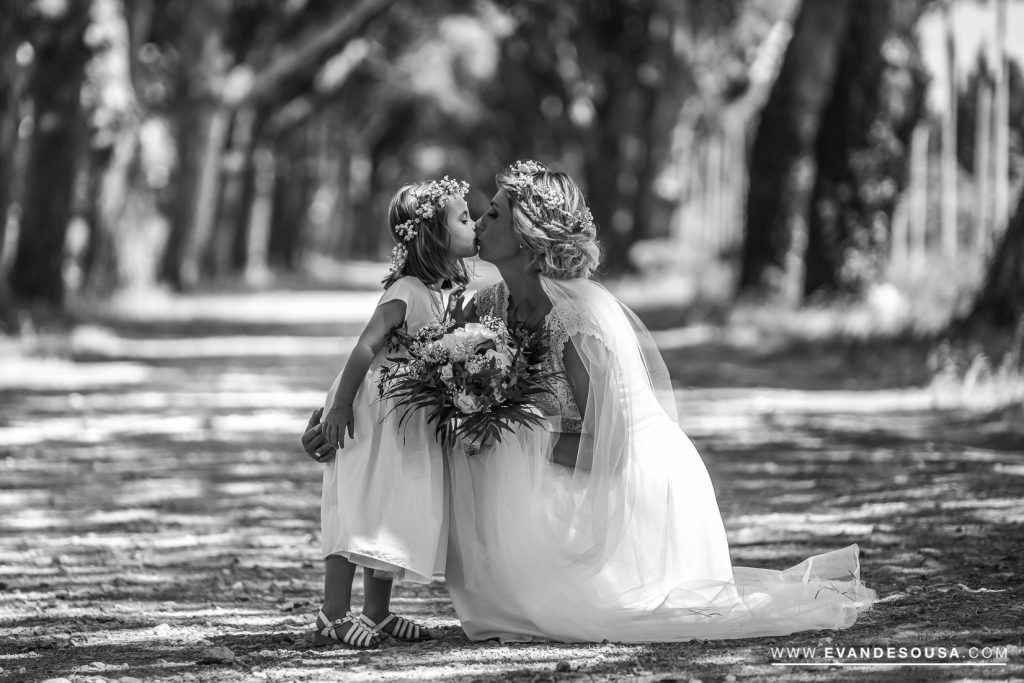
<box><xmin>378</xmin><ymin>315</ymin><xmax>555</xmax><ymax>451</ymax></box>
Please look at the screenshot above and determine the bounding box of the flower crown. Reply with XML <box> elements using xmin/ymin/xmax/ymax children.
<box><xmin>388</xmin><ymin>176</ymin><xmax>470</xmax><ymax>274</ymax></box>
<box><xmin>502</xmin><ymin>160</ymin><xmax>595</xmax><ymax>234</ymax></box>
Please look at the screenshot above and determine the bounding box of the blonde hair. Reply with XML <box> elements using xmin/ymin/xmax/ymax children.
<box><xmin>381</xmin><ymin>182</ymin><xmax>470</xmax><ymax>290</ymax></box>
<box><xmin>495</xmin><ymin>163</ymin><xmax>601</xmax><ymax>280</ymax></box>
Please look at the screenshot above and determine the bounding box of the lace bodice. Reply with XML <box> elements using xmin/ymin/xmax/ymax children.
<box><xmin>474</xmin><ymin>281</ymin><xmax>601</xmax><ymax>433</ymax></box>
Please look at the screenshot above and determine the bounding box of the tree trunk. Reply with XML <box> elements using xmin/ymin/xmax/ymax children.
<box><xmin>0</xmin><ymin>4</ymin><xmax>31</xmax><ymax>327</ymax></box>
<box><xmin>9</xmin><ymin>3</ymin><xmax>90</xmax><ymax>306</ymax></box>
<box><xmin>889</xmin><ymin>194</ymin><xmax>909</xmax><ymax>272</ymax></box>
<box><xmin>940</xmin><ymin>3</ymin><xmax>958</xmax><ymax>258</ymax></box>
<box><xmin>724</xmin><ymin>116</ymin><xmax>747</xmax><ymax>255</ymax></box>
<box><xmin>584</xmin><ymin>120</ymin><xmax>631</xmax><ymax>274</ymax></box>
<box><xmin>210</xmin><ymin>106</ymin><xmax>259</xmax><ymax>276</ymax></box>
<box><xmin>966</xmin><ymin>188</ymin><xmax>1024</xmax><ymax>328</ymax></box>
<box><xmin>159</xmin><ymin>0</ymin><xmax>231</xmax><ymax>290</ymax></box>
<box><xmin>186</xmin><ymin>105</ymin><xmax>231</xmax><ymax>284</ymax></box>
<box><xmin>908</xmin><ymin>122</ymin><xmax>930</xmax><ymax>274</ymax></box>
<box><xmin>244</xmin><ymin>145</ymin><xmax>275</xmax><ymax>283</ymax></box>
<box><xmin>345</xmin><ymin>147</ymin><xmax>375</xmax><ymax>260</ymax></box>
<box><xmin>0</xmin><ymin>6</ymin><xmax>27</xmax><ymax>264</ymax></box>
<box><xmin>267</xmin><ymin>131</ymin><xmax>312</xmax><ymax>270</ymax></box>
<box><xmin>630</xmin><ymin>3</ymin><xmax>697</xmax><ymax>243</ymax></box>
<box><xmin>739</xmin><ymin>0</ymin><xmax>852</xmax><ymax>304</ymax></box>
<box><xmin>340</xmin><ymin>102</ymin><xmax>415</xmax><ymax>261</ymax></box>
<box><xmin>576</xmin><ymin>1</ymin><xmax>656</xmax><ymax>276</ymax></box>
<box><xmin>83</xmin><ymin>122</ymin><xmax>148</xmax><ymax>296</ymax></box>
<box><xmin>303</xmin><ymin>115</ymin><xmax>340</xmax><ymax>258</ymax></box>
<box><xmin>992</xmin><ymin>0</ymin><xmax>1010</xmax><ymax>232</ymax></box>
<box><xmin>802</xmin><ymin>0</ymin><xmax>913</xmax><ymax>297</ymax></box>
<box><xmin>82</xmin><ymin>0</ymin><xmax>162</xmax><ymax>297</ymax></box>
<box><xmin>974</xmin><ymin>60</ymin><xmax>993</xmax><ymax>254</ymax></box>
<box><xmin>586</xmin><ymin>75</ymin><xmax>648</xmax><ymax>274</ymax></box>
<box><xmin>329</xmin><ymin>125</ymin><xmax>356</xmax><ymax>259</ymax></box>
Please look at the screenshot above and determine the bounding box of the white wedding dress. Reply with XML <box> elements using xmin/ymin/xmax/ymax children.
<box><xmin>445</xmin><ymin>277</ymin><xmax>876</xmax><ymax>642</ymax></box>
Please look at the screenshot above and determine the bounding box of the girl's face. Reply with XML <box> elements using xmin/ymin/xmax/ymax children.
<box><xmin>474</xmin><ymin>190</ymin><xmax>520</xmax><ymax>264</ymax></box>
<box><xmin>444</xmin><ymin>196</ymin><xmax>478</xmax><ymax>259</ymax></box>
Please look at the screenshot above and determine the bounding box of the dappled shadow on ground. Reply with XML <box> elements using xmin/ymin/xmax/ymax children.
<box><xmin>1</xmin><ymin>288</ymin><xmax>1021</xmax><ymax>681</ymax></box>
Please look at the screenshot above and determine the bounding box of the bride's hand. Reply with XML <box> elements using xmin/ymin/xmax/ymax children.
<box><xmin>301</xmin><ymin>408</ymin><xmax>336</xmax><ymax>463</ymax></box>
<box><xmin>462</xmin><ymin>434</ymin><xmax>488</xmax><ymax>456</ymax></box>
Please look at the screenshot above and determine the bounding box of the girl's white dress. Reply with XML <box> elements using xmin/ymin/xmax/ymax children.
<box><xmin>446</xmin><ymin>277</ymin><xmax>877</xmax><ymax>642</ymax></box>
<box><xmin>321</xmin><ymin>276</ymin><xmax>449</xmax><ymax>583</ymax></box>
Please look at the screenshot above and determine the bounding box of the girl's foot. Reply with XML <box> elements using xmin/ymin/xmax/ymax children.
<box><xmin>361</xmin><ymin>611</ymin><xmax>432</xmax><ymax>642</ymax></box>
<box><xmin>314</xmin><ymin>609</ymin><xmax>382</xmax><ymax>649</ymax></box>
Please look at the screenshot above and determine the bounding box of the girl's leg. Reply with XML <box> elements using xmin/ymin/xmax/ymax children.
<box><xmin>360</xmin><ymin>571</ymin><xmax>393</xmax><ymax>623</ymax></box>
<box><xmin>322</xmin><ymin>555</ymin><xmax>357</xmax><ymax>619</ymax></box>
<box><xmin>315</xmin><ymin>555</ymin><xmax>381</xmax><ymax>647</ymax></box>
<box><xmin>361</xmin><ymin>572</ymin><xmax>431</xmax><ymax>641</ymax></box>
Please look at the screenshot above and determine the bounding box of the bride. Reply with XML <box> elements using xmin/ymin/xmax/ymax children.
<box><xmin>443</xmin><ymin>160</ymin><xmax>875</xmax><ymax>642</ymax></box>
<box><xmin>302</xmin><ymin>160</ymin><xmax>876</xmax><ymax>643</ymax></box>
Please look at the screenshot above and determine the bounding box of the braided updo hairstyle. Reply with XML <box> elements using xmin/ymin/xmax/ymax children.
<box><xmin>496</xmin><ymin>162</ymin><xmax>602</xmax><ymax>280</ymax></box>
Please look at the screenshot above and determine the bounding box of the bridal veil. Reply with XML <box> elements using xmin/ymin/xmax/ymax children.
<box><xmin>445</xmin><ymin>277</ymin><xmax>876</xmax><ymax>642</ymax></box>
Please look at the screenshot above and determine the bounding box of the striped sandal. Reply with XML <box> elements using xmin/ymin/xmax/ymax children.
<box><xmin>362</xmin><ymin>612</ymin><xmax>432</xmax><ymax>642</ymax></box>
<box><xmin>313</xmin><ymin>609</ymin><xmax>382</xmax><ymax>649</ymax></box>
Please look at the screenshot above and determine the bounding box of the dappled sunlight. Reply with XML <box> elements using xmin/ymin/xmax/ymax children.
<box><xmin>0</xmin><ymin>408</ymin><xmax>318</xmax><ymax>447</ymax></box>
<box><xmin>7</xmin><ymin>388</ymin><xmax>325</xmax><ymax>413</ymax></box>
<box><xmin>2</xmin><ymin>0</ymin><xmax>1022</xmax><ymax>673</ymax></box>
<box><xmin>0</xmin><ymin>356</ymin><xmax>150</xmax><ymax>390</ymax></box>
<box><xmin>72</xmin><ymin>324</ymin><xmax>356</xmax><ymax>360</ymax></box>
<box><xmin>2</xmin><ymin>287</ymin><xmax>1022</xmax><ymax>681</ymax></box>
<box><xmin>681</xmin><ymin>387</ymin><xmax>943</xmax><ymax>415</ymax></box>
<box><xmin>79</xmin><ymin>289</ymin><xmax>382</xmax><ymax>326</ymax></box>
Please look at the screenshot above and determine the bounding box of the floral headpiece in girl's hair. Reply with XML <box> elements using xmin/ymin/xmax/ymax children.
<box><xmin>503</xmin><ymin>160</ymin><xmax>596</xmax><ymax>233</ymax></box>
<box><xmin>388</xmin><ymin>175</ymin><xmax>470</xmax><ymax>274</ymax></box>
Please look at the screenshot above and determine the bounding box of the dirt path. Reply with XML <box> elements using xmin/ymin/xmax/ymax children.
<box><xmin>1</xmin><ymin>289</ymin><xmax>1022</xmax><ymax>682</ymax></box>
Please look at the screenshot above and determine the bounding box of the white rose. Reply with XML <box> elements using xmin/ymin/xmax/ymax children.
<box><xmin>439</xmin><ymin>364</ymin><xmax>454</xmax><ymax>384</ymax></box>
<box><xmin>454</xmin><ymin>391</ymin><xmax>484</xmax><ymax>414</ymax></box>
<box><xmin>439</xmin><ymin>332</ymin><xmax>472</xmax><ymax>361</ymax></box>
<box><xmin>462</xmin><ymin>322</ymin><xmax>499</xmax><ymax>346</ymax></box>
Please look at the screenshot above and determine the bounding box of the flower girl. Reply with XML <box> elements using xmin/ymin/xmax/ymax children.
<box><xmin>314</xmin><ymin>177</ymin><xmax>476</xmax><ymax>648</ymax></box>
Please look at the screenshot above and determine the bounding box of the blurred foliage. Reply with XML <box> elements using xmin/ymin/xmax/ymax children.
<box><xmin>0</xmin><ymin>0</ymin><xmax>1022</xmax><ymax>333</ymax></box>
<box><xmin>804</xmin><ymin>0</ymin><xmax>931</xmax><ymax>298</ymax></box>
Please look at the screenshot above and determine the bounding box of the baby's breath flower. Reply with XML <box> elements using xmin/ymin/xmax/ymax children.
<box><xmin>394</xmin><ymin>220</ymin><xmax>418</xmax><ymax>242</ymax></box>
<box><xmin>479</xmin><ymin>315</ymin><xmax>507</xmax><ymax>334</ymax></box>
<box><xmin>388</xmin><ymin>244</ymin><xmax>408</xmax><ymax>273</ymax></box>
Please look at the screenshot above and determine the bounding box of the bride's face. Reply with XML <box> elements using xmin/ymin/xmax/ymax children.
<box><xmin>474</xmin><ymin>190</ymin><xmax>519</xmax><ymax>264</ymax></box>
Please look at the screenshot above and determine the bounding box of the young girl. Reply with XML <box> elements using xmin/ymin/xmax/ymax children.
<box><xmin>315</xmin><ymin>177</ymin><xmax>476</xmax><ymax>648</ymax></box>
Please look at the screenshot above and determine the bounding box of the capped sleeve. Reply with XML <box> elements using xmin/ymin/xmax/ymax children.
<box><xmin>471</xmin><ymin>281</ymin><xmax>508</xmax><ymax>320</ymax></box>
<box><xmin>378</xmin><ymin>276</ymin><xmax>421</xmax><ymax>308</ymax></box>
<box><xmin>548</xmin><ymin>302</ymin><xmax>605</xmax><ymax>349</ymax></box>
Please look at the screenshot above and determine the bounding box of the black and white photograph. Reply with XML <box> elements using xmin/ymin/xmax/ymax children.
<box><xmin>0</xmin><ymin>0</ymin><xmax>1022</xmax><ymax>681</ymax></box>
